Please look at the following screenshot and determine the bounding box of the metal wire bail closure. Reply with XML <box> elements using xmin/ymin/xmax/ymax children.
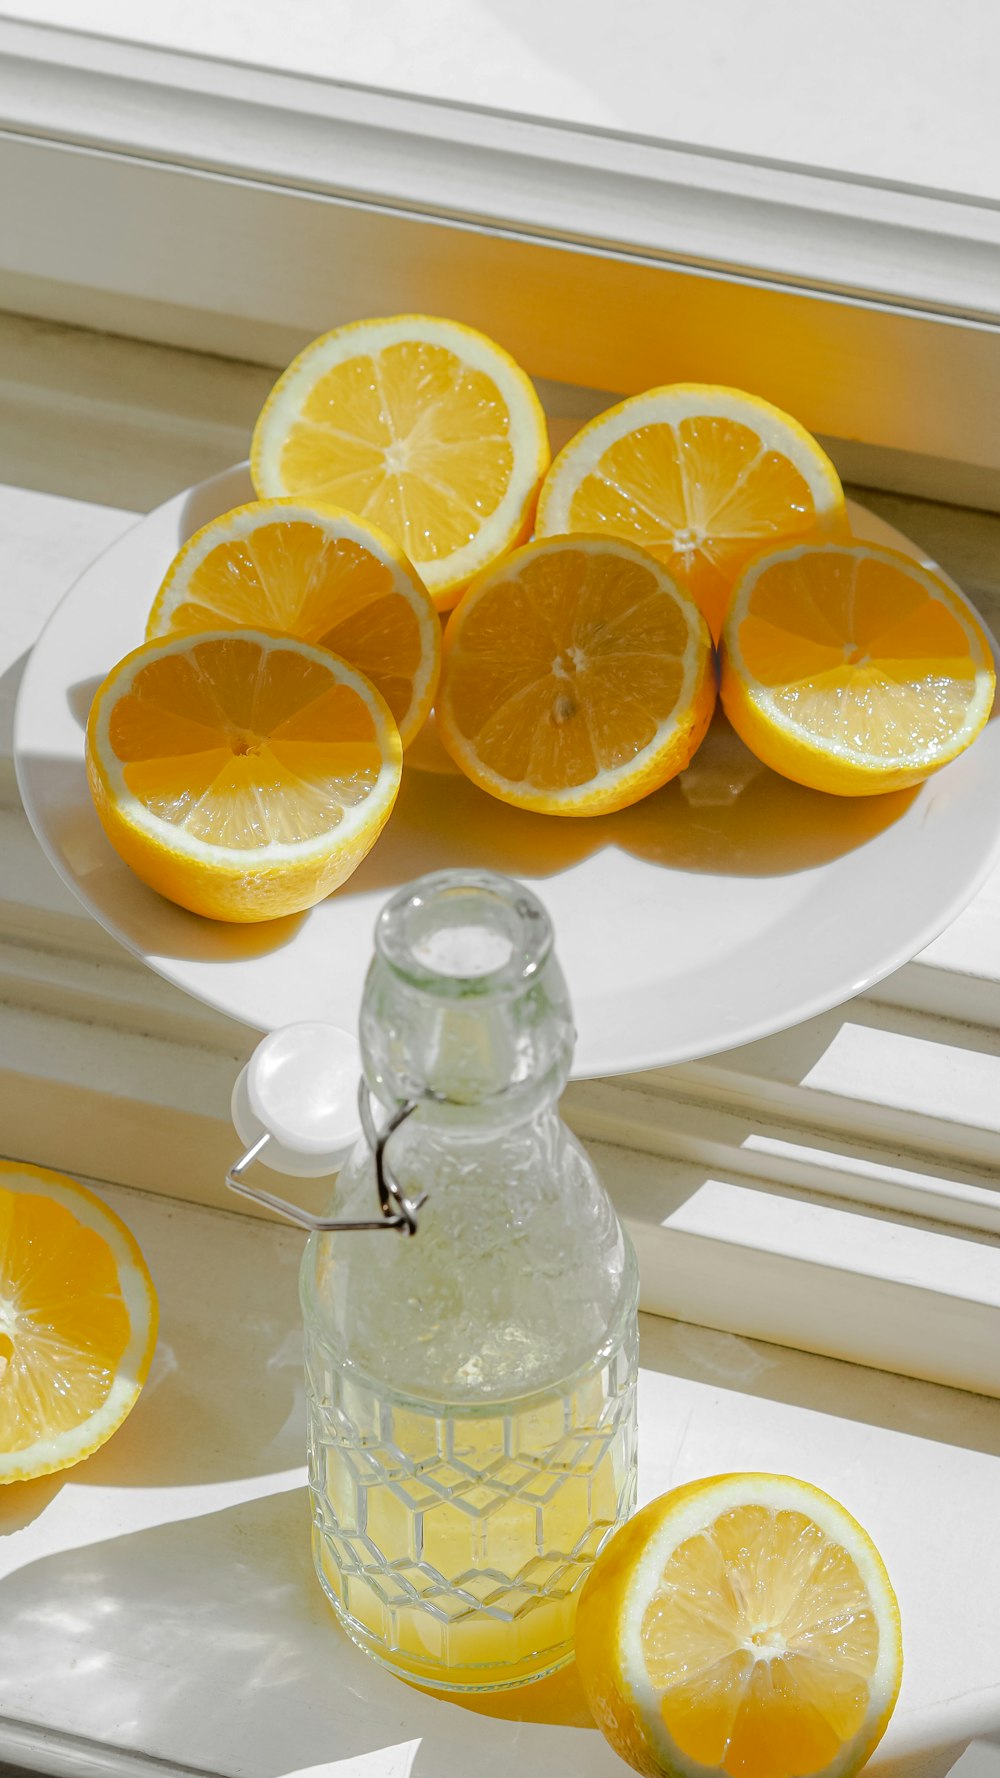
<box><xmin>225</xmin><ymin>1024</ymin><xmax>425</xmax><ymax>1235</ymax></box>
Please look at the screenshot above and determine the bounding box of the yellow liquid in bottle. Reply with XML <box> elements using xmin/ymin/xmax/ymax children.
<box><xmin>309</xmin><ymin>1336</ymin><xmax>637</xmax><ymax>1691</ymax></box>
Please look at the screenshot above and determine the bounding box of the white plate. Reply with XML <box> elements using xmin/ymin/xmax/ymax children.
<box><xmin>14</xmin><ymin>465</ymin><xmax>1000</xmax><ymax>1076</ymax></box>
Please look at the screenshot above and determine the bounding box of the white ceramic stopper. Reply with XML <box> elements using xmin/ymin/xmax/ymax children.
<box><xmin>231</xmin><ymin>1022</ymin><xmax>363</xmax><ymax>1178</ymax></box>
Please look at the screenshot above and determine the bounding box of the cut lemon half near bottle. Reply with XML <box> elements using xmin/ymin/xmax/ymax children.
<box><xmin>146</xmin><ymin>500</ymin><xmax>440</xmax><ymax>749</ymax></box>
<box><xmin>250</xmin><ymin>314</ymin><xmax>550</xmax><ymax>610</ymax></box>
<box><xmin>575</xmin><ymin>1473</ymin><xmax>903</xmax><ymax>1778</ymax></box>
<box><xmin>437</xmin><ymin>535</ymin><xmax>715</xmax><ymax>815</ymax></box>
<box><xmin>720</xmin><ymin>541</ymin><xmax>996</xmax><ymax>795</ymax></box>
<box><xmin>536</xmin><ymin>385</ymin><xmax>846</xmax><ymax>641</ymax></box>
<box><xmin>86</xmin><ymin>629</ymin><xmax>402</xmax><ymax>922</ymax></box>
<box><xmin>1</xmin><ymin>1162</ymin><xmax>158</xmax><ymax>1482</ymax></box>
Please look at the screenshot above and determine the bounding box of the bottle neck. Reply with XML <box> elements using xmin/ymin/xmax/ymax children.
<box><xmin>387</xmin><ymin>1085</ymin><xmax>566</xmax><ymax>1146</ymax></box>
<box><xmin>359</xmin><ymin>871</ymin><xmax>575</xmax><ymax>1130</ymax></box>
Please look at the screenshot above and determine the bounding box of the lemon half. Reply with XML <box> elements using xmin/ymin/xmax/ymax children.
<box><xmin>575</xmin><ymin>1473</ymin><xmax>903</xmax><ymax>1778</ymax></box>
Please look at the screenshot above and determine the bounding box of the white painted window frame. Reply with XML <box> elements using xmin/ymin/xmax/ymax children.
<box><xmin>2</xmin><ymin>17</ymin><xmax>1000</xmax><ymax>502</ymax></box>
<box><xmin>1</xmin><ymin>22</ymin><xmax>999</xmax><ymax>1398</ymax></box>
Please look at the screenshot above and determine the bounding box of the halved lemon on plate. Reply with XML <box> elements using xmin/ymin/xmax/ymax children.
<box><xmin>86</xmin><ymin>629</ymin><xmax>402</xmax><ymax>921</ymax></box>
<box><xmin>1</xmin><ymin>1162</ymin><xmax>158</xmax><ymax>1482</ymax></box>
<box><xmin>575</xmin><ymin>1472</ymin><xmax>903</xmax><ymax>1778</ymax></box>
<box><xmin>250</xmin><ymin>315</ymin><xmax>550</xmax><ymax>610</ymax></box>
<box><xmin>720</xmin><ymin>541</ymin><xmax>996</xmax><ymax>795</ymax></box>
<box><xmin>437</xmin><ymin>535</ymin><xmax>716</xmax><ymax>815</ymax></box>
<box><xmin>536</xmin><ymin>385</ymin><xmax>845</xmax><ymax>640</ymax></box>
<box><xmin>146</xmin><ymin>500</ymin><xmax>440</xmax><ymax>749</ymax></box>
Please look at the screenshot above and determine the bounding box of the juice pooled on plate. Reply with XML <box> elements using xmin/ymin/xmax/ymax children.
<box><xmin>301</xmin><ymin>869</ymin><xmax>639</xmax><ymax>1691</ymax></box>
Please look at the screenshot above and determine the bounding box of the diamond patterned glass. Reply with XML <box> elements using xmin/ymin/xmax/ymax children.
<box><xmin>306</xmin><ymin>1320</ymin><xmax>638</xmax><ymax>1690</ymax></box>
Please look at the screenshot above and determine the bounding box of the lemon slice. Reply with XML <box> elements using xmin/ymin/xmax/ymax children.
<box><xmin>437</xmin><ymin>535</ymin><xmax>715</xmax><ymax>816</ymax></box>
<box><xmin>251</xmin><ymin>315</ymin><xmax>550</xmax><ymax>610</ymax></box>
<box><xmin>146</xmin><ymin>500</ymin><xmax>440</xmax><ymax>749</ymax></box>
<box><xmin>575</xmin><ymin>1473</ymin><xmax>903</xmax><ymax>1778</ymax></box>
<box><xmin>86</xmin><ymin>629</ymin><xmax>402</xmax><ymax>922</ymax></box>
<box><xmin>1</xmin><ymin>1163</ymin><xmax>158</xmax><ymax>1482</ymax></box>
<box><xmin>720</xmin><ymin>541</ymin><xmax>996</xmax><ymax>795</ymax></box>
<box><xmin>536</xmin><ymin>385</ymin><xmax>846</xmax><ymax>640</ymax></box>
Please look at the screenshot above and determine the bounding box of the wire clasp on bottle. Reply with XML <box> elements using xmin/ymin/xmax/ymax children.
<box><xmin>225</xmin><ymin>1024</ymin><xmax>426</xmax><ymax>1236</ymax></box>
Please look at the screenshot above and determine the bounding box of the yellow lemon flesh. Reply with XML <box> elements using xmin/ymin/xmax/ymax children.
<box><xmin>437</xmin><ymin>535</ymin><xmax>716</xmax><ymax>816</ymax></box>
<box><xmin>147</xmin><ymin>500</ymin><xmax>440</xmax><ymax>749</ymax></box>
<box><xmin>251</xmin><ymin>314</ymin><xmax>550</xmax><ymax>610</ymax></box>
<box><xmin>575</xmin><ymin>1473</ymin><xmax>903</xmax><ymax>1778</ymax></box>
<box><xmin>0</xmin><ymin>1163</ymin><xmax>158</xmax><ymax>1482</ymax></box>
<box><xmin>536</xmin><ymin>385</ymin><xmax>845</xmax><ymax>640</ymax></box>
<box><xmin>86</xmin><ymin>629</ymin><xmax>402</xmax><ymax>922</ymax></box>
<box><xmin>720</xmin><ymin>541</ymin><xmax>995</xmax><ymax>795</ymax></box>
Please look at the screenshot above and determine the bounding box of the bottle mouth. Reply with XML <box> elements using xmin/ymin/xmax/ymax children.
<box><xmin>375</xmin><ymin>870</ymin><xmax>553</xmax><ymax>998</ymax></box>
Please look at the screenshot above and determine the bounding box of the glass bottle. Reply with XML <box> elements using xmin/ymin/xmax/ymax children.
<box><xmin>301</xmin><ymin>868</ymin><xmax>639</xmax><ymax>1692</ymax></box>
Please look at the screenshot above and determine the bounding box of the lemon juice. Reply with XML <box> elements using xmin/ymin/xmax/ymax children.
<box><xmin>307</xmin><ymin>1323</ymin><xmax>636</xmax><ymax>1689</ymax></box>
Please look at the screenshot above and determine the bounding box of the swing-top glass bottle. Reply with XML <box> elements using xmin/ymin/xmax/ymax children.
<box><xmin>301</xmin><ymin>868</ymin><xmax>639</xmax><ymax>1691</ymax></box>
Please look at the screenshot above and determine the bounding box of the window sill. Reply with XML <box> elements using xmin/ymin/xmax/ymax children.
<box><xmin>1</xmin><ymin>1177</ymin><xmax>998</xmax><ymax>1778</ymax></box>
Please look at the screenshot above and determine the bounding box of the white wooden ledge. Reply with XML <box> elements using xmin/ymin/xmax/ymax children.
<box><xmin>1</xmin><ymin>1179</ymin><xmax>998</xmax><ymax>1778</ymax></box>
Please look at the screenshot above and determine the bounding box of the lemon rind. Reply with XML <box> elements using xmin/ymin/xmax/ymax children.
<box><xmin>0</xmin><ymin>1162</ymin><xmax>158</xmax><ymax>1482</ymax></box>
